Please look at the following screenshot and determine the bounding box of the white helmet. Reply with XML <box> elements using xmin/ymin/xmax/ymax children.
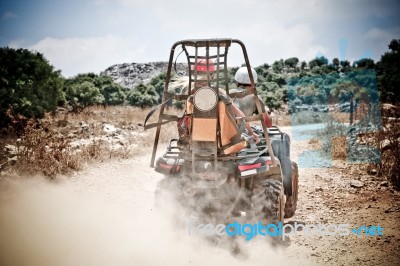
<box><xmin>234</xmin><ymin>66</ymin><xmax>258</xmax><ymax>85</ymax></box>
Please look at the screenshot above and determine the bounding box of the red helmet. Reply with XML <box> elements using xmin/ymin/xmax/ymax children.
<box><xmin>192</xmin><ymin>58</ymin><xmax>215</xmax><ymax>72</ymax></box>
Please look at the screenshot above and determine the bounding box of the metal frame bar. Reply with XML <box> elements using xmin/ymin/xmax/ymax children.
<box><xmin>149</xmin><ymin>38</ymin><xmax>276</xmax><ymax>168</ymax></box>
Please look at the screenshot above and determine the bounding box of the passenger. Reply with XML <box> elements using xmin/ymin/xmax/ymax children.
<box><xmin>231</xmin><ymin>66</ymin><xmax>273</xmax><ymax>128</ymax></box>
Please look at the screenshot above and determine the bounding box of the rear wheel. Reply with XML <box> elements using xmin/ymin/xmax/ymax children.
<box><xmin>284</xmin><ymin>162</ymin><xmax>299</xmax><ymax>219</ymax></box>
<box><xmin>251</xmin><ymin>178</ymin><xmax>285</xmax><ymax>223</ymax></box>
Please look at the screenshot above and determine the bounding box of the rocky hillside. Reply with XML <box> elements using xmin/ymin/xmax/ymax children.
<box><xmin>100</xmin><ymin>62</ymin><xmax>186</xmax><ymax>89</ymax></box>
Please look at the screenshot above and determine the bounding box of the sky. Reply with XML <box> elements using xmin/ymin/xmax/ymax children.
<box><xmin>1</xmin><ymin>0</ymin><xmax>399</xmax><ymax>78</ymax></box>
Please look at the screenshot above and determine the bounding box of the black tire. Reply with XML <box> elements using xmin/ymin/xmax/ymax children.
<box><xmin>251</xmin><ymin>178</ymin><xmax>285</xmax><ymax>223</ymax></box>
<box><xmin>284</xmin><ymin>162</ymin><xmax>299</xmax><ymax>219</ymax></box>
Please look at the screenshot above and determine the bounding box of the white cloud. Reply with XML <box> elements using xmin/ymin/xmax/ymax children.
<box><xmin>236</xmin><ymin>23</ymin><xmax>328</xmax><ymax>65</ymax></box>
<box><xmin>365</xmin><ymin>27</ymin><xmax>400</xmax><ymax>41</ymax></box>
<box><xmin>20</xmin><ymin>36</ymin><xmax>148</xmax><ymax>77</ymax></box>
<box><xmin>175</xmin><ymin>22</ymin><xmax>327</xmax><ymax>67</ymax></box>
<box><xmin>114</xmin><ymin>0</ymin><xmax>399</xmax><ymax>63</ymax></box>
<box><xmin>111</xmin><ymin>0</ymin><xmax>371</xmax><ymax>66</ymax></box>
<box><xmin>6</xmin><ymin>0</ymin><xmax>399</xmax><ymax>75</ymax></box>
<box><xmin>364</xmin><ymin>27</ymin><xmax>400</xmax><ymax>56</ymax></box>
<box><xmin>7</xmin><ymin>24</ymin><xmax>327</xmax><ymax>76</ymax></box>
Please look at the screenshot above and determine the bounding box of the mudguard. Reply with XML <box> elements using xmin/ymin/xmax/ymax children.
<box><xmin>270</xmin><ymin>132</ymin><xmax>293</xmax><ymax>196</ymax></box>
<box><xmin>280</xmin><ymin>157</ymin><xmax>294</xmax><ymax>196</ymax></box>
<box><xmin>270</xmin><ymin>132</ymin><xmax>291</xmax><ymax>159</ymax></box>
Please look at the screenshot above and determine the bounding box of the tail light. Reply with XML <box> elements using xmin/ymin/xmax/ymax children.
<box><xmin>237</xmin><ymin>156</ymin><xmax>270</xmax><ymax>177</ymax></box>
<box><xmin>238</xmin><ymin>163</ymin><xmax>261</xmax><ymax>171</ymax></box>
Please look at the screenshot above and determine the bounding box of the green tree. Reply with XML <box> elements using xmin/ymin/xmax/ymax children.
<box><xmin>258</xmin><ymin>82</ymin><xmax>284</xmax><ymax>110</ymax></box>
<box><xmin>127</xmin><ymin>83</ymin><xmax>159</xmax><ymax>107</ymax></box>
<box><xmin>94</xmin><ymin>75</ymin><xmax>126</xmax><ymax>105</ymax></box>
<box><xmin>0</xmin><ymin>47</ymin><xmax>64</xmax><ymax>127</ymax></box>
<box><xmin>255</xmin><ymin>64</ymin><xmax>271</xmax><ymax>80</ymax></box>
<box><xmin>284</xmin><ymin>57</ymin><xmax>299</xmax><ymax>68</ymax></box>
<box><xmin>261</xmin><ymin>63</ymin><xmax>270</xmax><ymax>69</ymax></box>
<box><xmin>354</xmin><ymin>58</ymin><xmax>375</xmax><ymax>69</ymax></box>
<box><xmin>272</xmin><ymin>59</ymin><xmax>284</xmax><ymax>73</ymax></box>
<box><xmin>99</xmin><ymin>83</ymin><xmax>126</xmax><ymax>105</ymax></box>
<box><xmin>331</xmin><ymin>81</ymin><xmax>369</xmax><ymax>124</ymax></box>
<box><xmin>332</xmin><ymin>58</ymin><xmax>340</xmax><ymax>69</ymax></box>
<box><xmin>65</xmin><ymin>81</ymin><xmax>104</xmax><ymax>110</ymax></box>
<box><xmin>388</xmin><ymin>39</ymin><xmax>400</xmax><ymax>52</ymax></box>
<box><xmin>64</xmin><ymin>73</ymin><xmax>127</xmax><ymax>107</ymax></box>
<box><xmin>309</xmin><ymin>56</ymin><xmax>328</xmax><ymax>69</ymax></box>
<box><xmin>340</xmin><ymin>60</ymin><xmax>350</xmax><ymax>68</ymax></box>
<box><xmin>376</xmin><ymin>39</ymin><xmax>400</xmax><ymax>103</ymax></box>
<box><xmin>149</xmin><ymin>72</ymin><xmax>166</xmax><ymax>101</ymax></box>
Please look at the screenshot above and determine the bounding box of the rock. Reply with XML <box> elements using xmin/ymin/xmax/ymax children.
<box><xmin>56</xmin><ymin>107</ymin><xmax>67</xmax><ymax>112</ymax></box>
<box><xmin>103</xmin><ymin>124</ymin><xmax>122</xmax><ymax>137</ymax></box>
<box><xmin>69</xmin><ymin>139</ymin><xmax>93</xmax><ymax>149</ymax></box>
<box><xmin>315</xmin><ymin>187</ymin><xmax>324</xmax><ymax>192</ymax></box>
<box><xmin>57</xmin><ymin>120</ymin><xmax>69</xmax><ymax>127</ymax></box>
<box><xmin>348</xmin><ymin>127</ymin><xmax>357</xmax><ymax>133</ymax></box>
<box><xmin>67</xmin><ymin>133</ymin><xmax>77</xmax><ymax>138</ymax></box>
<box><xmin>380</xmin><ymin>181</ymin><xmax>388</xmax><ymax>187</ymax></box>
<box><xmin>350</xmin><ymin>180</ymin><xmax>364</xmax><ymax>188</ymax></box>
<box><xmin>4</xmin><ymin>144</ymin><xmax>18</xmax><ymax>155</ymax></box>
<box><xmin>103</xmin><ymin>124</ymin><xmax>117</xmax><ymax>134</ymax></box>
<box><xmin>368</xmin><ymin>168</ymin><xmax>378</xmax><ymax>175</ymax></box>
<box><xmin>100</xmin><ymin>62</ymin><xmax>187</xmax><ymax>89</ymax></box>
<box><xmin>79</xmin><ymin>121</ymin><xmax>90</xmax><ymax>132</ymax></box>
<box><xmin>8</xmin><ymin>156</ymin><xmax>17</xmax><ymax>165</ymax></box>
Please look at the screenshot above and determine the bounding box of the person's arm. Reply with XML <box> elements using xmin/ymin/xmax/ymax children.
<box><xmin>262</xmin><ymin>112</ymin><xmax>272</xmax><ymax>128</ymax></box>
<box><xmin>257</xmin><ymin>96</ymin><xmax>272</xmax><ymax>128</ymax></box>
<box><xmin>231</xmin><ymin>103</ymin><xmax>260</xmax><ymax>144</ymax></box>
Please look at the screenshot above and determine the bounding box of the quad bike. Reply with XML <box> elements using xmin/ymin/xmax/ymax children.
<box><xmin>144</xmin><ymin>39</ymin><xmax>298</xmax><ymax>224</ymax></box>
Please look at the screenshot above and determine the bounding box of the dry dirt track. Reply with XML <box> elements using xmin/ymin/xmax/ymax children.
<box><xmin>0</xmin><ymin>127</ymin><xmax>399</xmax><ymax>266</ymax></box>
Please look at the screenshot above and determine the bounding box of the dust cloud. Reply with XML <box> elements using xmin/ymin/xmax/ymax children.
<box><xmin>0</xmin><ymin>175</ymin><xmax>291</xmax><ymax>266</ymax></box>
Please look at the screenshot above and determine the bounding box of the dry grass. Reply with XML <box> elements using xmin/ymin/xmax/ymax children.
<box><xmin>316</xmin><ymin>120</ymin><xmax>348</xmax><ymax>157</ymax></box>
<box><xmin>308</xmin><ymin>137</ymin><xmax>321</xmax><ymax>150</ymax></box>
<box><xmin>375</xmin><ymin>118</ymin><xmax>400</xmax><ymax>188</ymax></box>
<box><xmin>5</xmin><ymin>115</ymin><xmax>82</xmax><ymax>178</ymax></box>
<box><xmin>52</xmin><ymin>105</ymin><xmax>178</xmax><ymax>147</ymax></box>
<box><xmin>1</xmin><ymin>106</ymin><xmax>181</xmax><ymax>178</ymax></box>
<box><xmin>331</xmin><ymin>136</ymin><xmax>347</xmax><ymax>160</ymax></box>
<box><xmin>314</xmin><ymin>103</ymin><xmax>400</xmax><ymax>189</ymax></box>
<box><xmin>273</xmin><ymin>108</ymin><xmax>349</xmax><ymax>127</ymax></box>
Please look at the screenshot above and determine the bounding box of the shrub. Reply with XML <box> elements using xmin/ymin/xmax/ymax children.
<box><xmin>65</xmin><ymin>81</ymin><xmax>104</xmax><ymax>110</ymax></box>
<box><xmin>127</xmin><ymin>83</ymin><xmax>159</xmax><ymax>107</ymax></box>
<box><xmin>0</xmin><ymin>47</ymin><xmax>64</xmax><ymax>128</ymax></box>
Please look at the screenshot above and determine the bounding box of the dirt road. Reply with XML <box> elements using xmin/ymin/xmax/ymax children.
<box><xmin>0</xmin><ymin>127</ymin><xmax>399</xmax><ymax>266</ymax></box>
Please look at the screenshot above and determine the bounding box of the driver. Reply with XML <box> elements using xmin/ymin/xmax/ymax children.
<box><xmin>173</xmin><ymin>59</ymin><xmax>260</xmax><ymax>145</ymax></box>
<box><xmin>190</xmin><ymin>59</ymin><xmax>261</xmax><ymax>144</ymax></box>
